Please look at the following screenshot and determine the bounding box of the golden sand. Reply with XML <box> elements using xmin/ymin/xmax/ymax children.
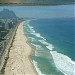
<box><xmin>5</xmin><ymin>22</ymin><xmax>38</xmax><ymax>75</ymax></box>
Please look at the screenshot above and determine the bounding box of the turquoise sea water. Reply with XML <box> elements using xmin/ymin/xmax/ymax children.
<box><xmin>23</xmin><ymin>18</ymin><xmax>75</xmax><ymax>75</ymax></box>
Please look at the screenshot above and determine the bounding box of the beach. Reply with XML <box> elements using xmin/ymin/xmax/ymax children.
<box><xmin>4</xmin><ymin>21</ymin><xmax>38</xmax><ymax>75</ymax></box>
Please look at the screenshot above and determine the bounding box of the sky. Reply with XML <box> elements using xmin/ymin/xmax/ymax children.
<box><xmin>0</xmin><ymin>4</ymin><xmax>74</xmax><ymax>18</ymax></box>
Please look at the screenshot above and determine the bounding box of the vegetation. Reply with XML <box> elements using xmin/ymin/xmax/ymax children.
<box><xmin>0</xmin><ymin>9</ymin><xmax>19</xmax><ymax>42</ymax></box>
<box><xmin>0</xmin><ymin>26</ymin><xmax>9</xmax><ymax>41</ymax></box>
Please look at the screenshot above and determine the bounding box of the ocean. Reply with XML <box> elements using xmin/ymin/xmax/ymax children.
<box><xmin>23</xmin><ymin>18</ymin><xmax>75</xmax><ymax>75</ymax></box>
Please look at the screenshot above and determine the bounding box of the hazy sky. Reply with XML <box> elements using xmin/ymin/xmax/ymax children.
<box><xmin>0</xmin><ymin>4</ymin><xmax>74</xmax><ymax>18</ymax></box>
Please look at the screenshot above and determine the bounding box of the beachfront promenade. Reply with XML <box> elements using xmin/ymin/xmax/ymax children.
<box><xmin>4</xmin><ymin>22</ymin><xmax>37</xmax><ymax>75</ymax></box>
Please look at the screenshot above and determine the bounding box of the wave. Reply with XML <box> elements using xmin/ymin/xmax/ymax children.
<box><xmin>39</xmin><ymin>40</ymin><xmax>54</xmax><ymax>51</ymax></box>
<box><xmin>25</xmin><ymin>20</ymin><xmax>75</xmax><ymax>75</ymax></box>
<box><xmin>31</xmin><ymin>43</ymin><xmax>42</xmax><ymax>50</ymax></box>
<box><xmin>32</xmin><ymin>33</ymin><xmax>41</xmax><ymax>37</ymax></box>
<box><xmin>30</xmin><ymin>29</ymin><xmax>35</xmax><ymax>33</ymax></box>
<box><xmin>28</xmin><ymin>37</ymin><xmax>35</xmax><ymax>41</ymax></box>
<box><xmin>27</xmin><ymin>24</ymin><xmax>35</xmax><ymax>33</ymax></box>
<box><xmin>39</xmin><ymin>39</ymin><xmax>75</xmax><ymax>75</ymax></box>
<box><xmin>46</xmin><ymin>45</ymin><xmax>54</xmax><ymax>51</ymax></box>
<box><xmin>33</xmin><ymin>60</ymin><xmax>46</xmax><ymax>75</ymax></box>
<box><xmin>27</xmin><ymin>24</ymin><xmax>46</xmax><ymax>40</ymax></box>
<box><xmin>50</xmin><ymin>51</ymin><xmax>75</xmax><ymax>75</ymax></box>
<box><xmin>31</xmin><ymin>32</ymin><xmax>46</xmax><ymax>40</ymax></box>
<box><xmin>28</xmin><ymin>24</ymin><xmax>34</xmax><ymax>29</ymax></box>
<box><xmin>31</xmin><ymin>43</ymin><xmax>43</xmax><ymax>57</ymax></box>
<box><xmin>39</xmin><ymin>40</ymin><xmax>49</xmax><ymax>45</ymax></box>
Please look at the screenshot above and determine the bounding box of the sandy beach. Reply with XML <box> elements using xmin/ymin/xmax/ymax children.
<box><xmin>4</xmin><ymin>21</ymin><xmax>38</xmax><ymax>75</ymax></box>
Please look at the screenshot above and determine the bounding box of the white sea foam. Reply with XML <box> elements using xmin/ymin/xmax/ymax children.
<box><xmin>39</xmin><ymin>40</ymin><xmax>49</xmax><ymax>45</ymax></box>
<box><xmin>27</xmin><ymin>22</ymin><xmax>46</xmax><ymax>41</ymax></box>
<box><xmin>31</xmin><ymin>43</ymin><xmax>43</xmax><ymax>56</ymax></box>
<box><xmin>26</xmin><ymin>20</ymin><xmax>75</xmax><ymax>75</ymax></box>
<box><xmin>27</xmin><ymin>24</ymin><xmax>36</xmax><ymax>33</ymax></box>
<box><xmin>42</xmin><ymin>37</ymin><xmax>46</xmax><ymax>41</ymax></box>
<box><xmin>31</xmin><ymin>43</ymin><xmax>42</xmax><ymax>50</ymax></box>
<box><xmin>28</xmin><ymin>37</ymin><xmax>35</xmax><ymax>41</ymax></box>
<box><xmin>31</xmin><ymin>33</ymin><xmax>46</xmax><ymax>40</ymax></box>
<box><xmin>33</xmin><ymin>60</ymin><xmax>46</xmax><ymax>75</ymax></box>
<box><xmin>39</xmin><ymin>40</ymin><xmax>54</xmax><ymax>51</ymax></box>
<box><xmin>30</xmin><ymin>29</ymin><xmax>35</xmax><ymax>33</ymax></box>
<box><xmin>50</xmin><ymin>51</ymin><xmax>75</xmax><ymax>75</ymax></box>
<box><xmin>27</xmin><ymin>24</ymin><xmax>34</xmax><ymax>29</ymax></box>
<box><xmin>29</xmin><ymin>25</ymin><xmax>34</xmax><ymax>29</ymax></box>
<box><xmin>32</xmin><ymin>33</ymin><xmax>41</xmax><ymax>37</ymax></box>
<box><xmin>46</xmin><ymin>44</ymin><xmax>54</xmax><ymax>51</ymax></box>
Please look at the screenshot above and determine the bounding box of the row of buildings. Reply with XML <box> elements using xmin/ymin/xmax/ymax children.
<box><xmin>0</xmin><ymin>19</ymin><xmax>18</xmax><ymax>30</ymax></box>
<box><xmin>0</xmin><ymin>18</ymin><xmax>19</xmax><ymax>41</ymax></box>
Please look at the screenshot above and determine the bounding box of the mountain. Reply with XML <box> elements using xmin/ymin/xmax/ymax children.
<box><xmin>0</xmin><ymin>9</ymin><xmax>18</xmax><ymax>19</ymax></box>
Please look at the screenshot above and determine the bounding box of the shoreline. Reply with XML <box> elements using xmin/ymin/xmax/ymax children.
<box><xmin>4</xmin><ymin>21</ymin><xmax>38</xmax><ymax>75</ymax></box>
